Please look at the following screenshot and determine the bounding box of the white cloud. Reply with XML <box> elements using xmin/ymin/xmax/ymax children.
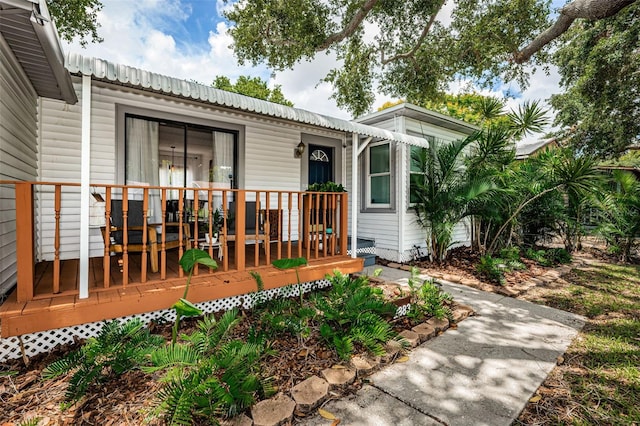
<box><xmin>62</xmin><ymin>0</ymin><xmax>269</xmax><ymax>88</ymax></box>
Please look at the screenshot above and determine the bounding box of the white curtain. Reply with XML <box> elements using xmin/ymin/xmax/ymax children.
<box><xmin>212</xmin><ymin>131</ymin><xmax>234</xmax><ymax>185</ymax></box>
<box><xmin>126</xmin><ymin>117</ymin><xmax>161</xmax><ymax>223</ymax></box>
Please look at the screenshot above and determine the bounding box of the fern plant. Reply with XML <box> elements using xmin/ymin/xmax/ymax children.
<box><xmin>406</xmin><ymin>267</ymin><xmax>453</xmax><ymax>321</ymax></box>
<box><xmin>144</xmin><ymin>308</ymin><xmax>272</xmax><ymax>425</ymax></box>
<box><xmin>312</xmin><ymin>271</ymin><xmax>403</xmax><ymax>360</ymax></box>
<box><xmin>42</xmin><ymin>319</ymin><xmax>164</xmax><ymax>402</ymax></box>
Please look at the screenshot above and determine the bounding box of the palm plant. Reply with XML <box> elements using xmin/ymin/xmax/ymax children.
<box><xmin>144</xmin><ymin>309</ymin><xmax>272</xmax><ymax>425</ymax></box>
<box><xmin>487</xmin><ymin>149</ymin><xmax>602</xmax><ymax>254</ymax></box>
<box><xmin>411</xmin><ymin>136</ymin><xmax>494</xmax><ymax>262</ymax></box>
<box><xmin>596</xmin><ymin>170</ymin><xmax>640</xmax><ymax>261</ymax></box>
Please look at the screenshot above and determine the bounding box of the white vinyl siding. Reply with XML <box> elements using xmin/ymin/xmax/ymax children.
<box><xmin>37</xmin><ymin>77</ymin><xmax>344</xmax><ymax>260</ymax></box>
<box><xmin>400</xmin><ymin>123</ymin><xmax>472</xmax><ymax>261</ymax></box>
<box><xmin>350</xmin><ymin>112</ymin><xmax>474</xmax><ymax>262</ymax></box>
<box><xmin>0</xmin><ymin>34</ymin><xmax>39</xmax><ymax>294</ymax></box>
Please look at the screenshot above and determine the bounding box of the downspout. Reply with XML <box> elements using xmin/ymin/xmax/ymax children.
<box><xmin>78</xmin><ymin>74</ymin><xmax>91</xmax><ymax>299</ymax></box>
<box><xmin>350</xmin><ymin>132</ymin><xmax>358</xmax><ymax>258</ymax></box>
<box><xmin>397</xmin><ymin>114</ymin><xmax>407</xmax><ymax>262</ymax></box>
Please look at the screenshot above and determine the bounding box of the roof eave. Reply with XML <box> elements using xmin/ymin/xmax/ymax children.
<box><xmin>0</xmin><ymin>0</ymin><xmax>77</xmax><ymax>103</ymax></box>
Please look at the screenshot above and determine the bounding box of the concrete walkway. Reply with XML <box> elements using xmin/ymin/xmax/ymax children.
<box><xmin>300</xmin><ymin>266</ymin><xmax>585</xmax><ymax>426</ymax></box>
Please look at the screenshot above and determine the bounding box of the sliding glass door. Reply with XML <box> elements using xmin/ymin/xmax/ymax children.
<box><xmin>124</xmin><ymin>114</ymin><xmax>238</xmax><ymax>222</ymax></box>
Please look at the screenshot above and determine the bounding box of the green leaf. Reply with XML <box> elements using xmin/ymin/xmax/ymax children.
<box><xmin>271</xmin><ymin>257</ymin><xmax>307</xmax><ymax>270</ymax></box>
<box><xmin>179</xmin><ymin>249</ymin><xmax>217</xmax><ymax>273</ymax></box>
<box><xmin>172</xmin><ymin>298</ymin><xmax>203</xmax><ymax>317</ymax></box>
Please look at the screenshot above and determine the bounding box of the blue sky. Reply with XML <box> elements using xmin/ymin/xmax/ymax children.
<box><xmin>61</xmin><ymin>0</ymin><xmax>564</xmax><ymax>134</ymax></box>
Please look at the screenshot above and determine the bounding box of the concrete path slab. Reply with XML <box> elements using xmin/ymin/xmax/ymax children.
<box><xmin>300</xmin><ymin>267</ymin><xmax>585</xmax><ymax>426</ymax></box>
<box><xmin>300</xmin><ymin>385</ymin><xmax>441</xmax><ymax>426</ymax></box>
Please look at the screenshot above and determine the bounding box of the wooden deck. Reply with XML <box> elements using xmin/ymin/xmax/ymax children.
<box><xmin>1</xmin><ymin>182</ymin><xmax>359</xmax><ymax>338</ymax></box>
<box><xmin>1</xmin><ymin>249</ymin><xmax>363</xmax><ymax>337</ymax></box>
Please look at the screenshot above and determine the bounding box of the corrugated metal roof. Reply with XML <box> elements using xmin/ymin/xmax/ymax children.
<box><xmin>515</xmin><ymin>138</ymin><xmax>556</xmax><ymax>159</ymax></box>
<box><xmin>356</xmin><ymin>102</ymin><xmax>479</xmax><ymax>135</ymax></box>
<box><xmin>64</xmin><ymin>53</ymin><xmax>431</xmax><ymax>147</ymax></box>
<box><xmin>0</xmin><ymin>0</ymin><xmax>77</xmax><ymax>103</ymax></box>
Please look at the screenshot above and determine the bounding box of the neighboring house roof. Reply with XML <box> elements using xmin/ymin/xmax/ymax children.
<box><xmin>355</xmin><ymin>102</ymin><xmax>480</xmax><ymax>135</ymax></box>
<box><xmin>0</xmin><ymin>0</ymin><xmax>76</xmax><ymax>103</ymax></box>
<box><xmin>65</xmin><ymin>53</ymin><xmax>432</xmax><ymax>148</ymax></box>
<box><xmin>515</xmin><ymin>138</ymin><xmax>557</xmax><ymax>159</ymax></box>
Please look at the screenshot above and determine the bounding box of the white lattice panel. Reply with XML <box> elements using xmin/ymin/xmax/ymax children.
<box><xmin>0</xmin><ymin>279</ymin><xmax>331</xmax><ymax>363</ymax></box>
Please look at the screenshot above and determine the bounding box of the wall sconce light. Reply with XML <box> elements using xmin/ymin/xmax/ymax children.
<box><xmin>295</xmin><ymin>141</ymin><xmax>306</xmax><ymax>158</ymax></box>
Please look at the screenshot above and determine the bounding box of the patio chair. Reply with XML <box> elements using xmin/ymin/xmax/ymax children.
<box><xmin>101</xmin><ymin>200</ymin><xmax>190</xmax><ymax>273</ymax></box>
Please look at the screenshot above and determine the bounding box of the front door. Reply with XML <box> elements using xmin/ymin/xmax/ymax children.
<box><xmin>308</xmin><ymin>144</ymin><xmax>333</xmax><ymax>186</ymax></box>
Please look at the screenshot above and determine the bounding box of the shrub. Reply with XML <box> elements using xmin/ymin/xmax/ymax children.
<box><xmin>476</xmin><ymin>255</ymin><xmax>507</xmax><ymax>285</ymax></box>
<box><xmin>42</xmin><ymin>319</ymin><xmax>164</xmax><ymax>402</ymax></box>
<box><xmin>524</xmin><ymin>247</ymin><xmax>572</xmax><ymax>266</ymax></box>
<box><xmin>312</xmin><ymin>272</ymin><xmax>402</xmax><ymax>360</ymax></box>
<box><xmin>407</xmin><ymin>267</ymin><xmax>452</xmax><ymax>320</ymax></box>
<box><xmin>145</xmin><ymin>309</ymin><xmax>272</xmax><ymax>424</ymax></box>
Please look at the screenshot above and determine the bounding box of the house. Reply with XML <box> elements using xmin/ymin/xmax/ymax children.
<box><xmin>515</xmin><ymin>137</ymin><xmax>559</xmax><ymax>160</ymax></box>
<box><xmin>353</xmin><ymin>103</ymin><xmax>479</xmax><ymax>262</ymax></box>
<box><xmin>0</xmin><ymin>0</ymin><xmax>454</xmax><ymax>361</ymax></box>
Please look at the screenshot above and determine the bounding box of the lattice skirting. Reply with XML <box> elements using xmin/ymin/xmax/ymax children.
<box><xmin>1</xmin><ymin>278</ymin><xmax>411</xmax><ymax>363</ymax></box>
<box><xmin>346</xmin><ymin>246</ymin><xmax>376</xmax><ymax>256</ymax></box>
<box><xmin>1</xmin><ymin>279</ymin><xmax>334</xmax><ymax>363</ymax></box>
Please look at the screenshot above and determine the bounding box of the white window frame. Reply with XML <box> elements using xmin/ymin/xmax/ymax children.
<box><xmin>366</xmin><ymin>141</ymin><xmax>392</xmax><ymax>209</ymax></box>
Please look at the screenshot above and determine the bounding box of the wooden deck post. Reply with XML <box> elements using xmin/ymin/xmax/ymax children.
<box><xmin>340</xmin><ymin>192</ymin><xmax>348</xmax><ymax>256</ymax></box>
<box><xmin>235</xmin><ymin>190</ymin><xmax>246</xmax><ymax>271</ymax></box>
<box><xmin>15</xmin><ymin>182</ymin><xmax>34</xmax><ymax>302</ymax></box>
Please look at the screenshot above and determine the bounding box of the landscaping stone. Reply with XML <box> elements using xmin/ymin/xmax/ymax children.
<box><xmin>425</xmin><ymin>317</ymin><xmax>449</xmax><ymax>332</ymax></box>
<box><xmin>459</xmin><ymin>278</ymin><xmax>477</xmax><ymax>286</ymax></box>
<box><xmin>381</xmin><ymin>340</ymin><xmax>403</xmax><ymax>363</ymax></box>
<box><xmin>399</xmin><ymin>265</ymin><xmax>413</xmax><ymax>272</ymax></box>
<box><xmin>398</xmin><ymin>330</ymin><xmax>420</xmax><ymax>347</ymax></box>
<box><xmin>451</xmin><ymin>304</ymin><xmax>474</xmax><ymax>322</ymax></box>
<box><xmin>387</xmin><ymin>262</ymin><xmax>401</xmax><ymax>269</ymax></box>
<box><xmin>251</xmin><ymin>394</ymin><xmax>296</xmax><ymax>426</ymax></box>
<box><xmin>497</xmin><ymin>286</ymin><xmax>519</xmax><ymax>297</ymax></box>
<box><xmin>221</xmin><ymin>414</ymin><xmax>253</xmax><ymax>426</ymax></box>
<box><xmin>442</xmin><ymin>274</ymin><xmax>459</xmax><ymax>283</ymax></box>
<box><xmin>290</xmin><ymin>376</ymin><xmax>329</xmax><ymax>413</ymax></box>
<box><xmin>350</xmin><ymin>355</ymin><xmax>379</xmax><ymax>375</ymax></box>
<box><xmin>411</xmin><ymin>323</ymin><xmax>436</xmax><ymax>343</ymax></box>
<box><xmin>321</xmin><ymin>366</ymin><xmax>356</xmax><ymax>389</ymax></box>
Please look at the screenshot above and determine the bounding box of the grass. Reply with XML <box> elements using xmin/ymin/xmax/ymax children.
<box><xmin>516</xmin><ymin>261</ymin><xmax>640</xmax><ymax>425</ymax></box>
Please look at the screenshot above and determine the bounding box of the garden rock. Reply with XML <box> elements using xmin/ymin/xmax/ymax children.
<box><xmin>251</xmin><ymin>394</ymin><xmax>295</xmax><ymax>426</ymax></box>
<box><xmin>411</xmin><ymin>323</ymin><xmax>436</xmax><ymax>343</ymax></box>
<box><xmin>451</xmin><ymin>304</ymin><xmax>474</xmax><ymax>322</ymax></box>
<box><xmin>291</xmin><ymin>376</ymin><xmax>329</xmax><ymax>413</ymax></box>
<box><xmin>321</xmin><ymin>367</ymin><xmax>356</xmax><ymax>389</ymax></box>
<box><xmin>497</xmin><ymin>286</ymin><xmax>519</xmax><ymax>297</ymax></box>
<box><xmin>381</xmin><ymin>340</ymin><xmax>403</xmax><ymax>363</ymax></box>
<box><xmin>425</xmin><ymin>317</ymin><xmax>449</xmax><ymax>332</ymax></box>
<box><xmin>350</xmin><ymin>355</ymin><xmax>379</xmax><ymax>375</ymax></box>
<box><xmin>398</xmin><ymin>330</ymin><xmax>420</xmax><ymax>347</ymax></box>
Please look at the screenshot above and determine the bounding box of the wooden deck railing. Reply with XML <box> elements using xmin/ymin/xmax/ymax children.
<box><xmin>6</xmin><ymin>181</ymin><xmax>348</xmax><ymax>303</ymax></box>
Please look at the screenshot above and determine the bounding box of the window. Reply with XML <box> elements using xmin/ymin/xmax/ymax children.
<box><xmin>367</xmin><ymin>142</ymin><xmax>391</xmax><ymax>208</ymax></box>
<box><xmin>409</xmin><ymin>145</ymin><xmax>426</xmax><ymax>205</ymax></box>
<box><xmin>409</xmin><ymin>137</ymin><xmax>434</xmax><ymax>205</ymax></box>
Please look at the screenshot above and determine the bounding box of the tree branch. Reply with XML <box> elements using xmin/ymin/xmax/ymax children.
<box><xmin>514</xmin><ymin>0</ymin><xmax>638</xmax><ymax>64</ymax></box>
<box><xmin>316</xmin><ymin>0</ymin><xmax>380</xmax><ymax>51</ymax></box>
<box><xmin>381</xmin><ymin>0</ymin><xmax>445</xmax><ymax>65</ymax></box>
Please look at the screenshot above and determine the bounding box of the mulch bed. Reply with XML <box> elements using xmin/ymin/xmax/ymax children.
<box><xmin>1</xmin><ymin>246</ymin><xmax>578</xmax><ymax>425</ymax></box>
